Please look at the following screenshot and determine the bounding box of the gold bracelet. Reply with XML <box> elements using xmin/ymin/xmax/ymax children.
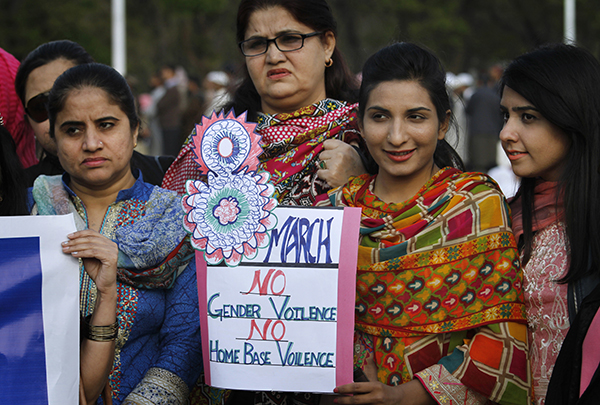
<box><xmin>83</xmin><ymin>314</ymin><xmax>119</xmax><ymax>342</ymax></box>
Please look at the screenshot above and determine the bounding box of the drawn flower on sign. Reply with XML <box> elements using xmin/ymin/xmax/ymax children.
<box><xmin>213</xmin><ymin>197</ymin><xmax>241</xmax><ymax>226</ymax></box>
<box><xmin>182</xmin><ymin>110</ymin><xmax>278</xmax><ymax>266</ymax></box>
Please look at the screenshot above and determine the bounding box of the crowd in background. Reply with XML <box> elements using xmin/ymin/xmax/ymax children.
<box><xmin>128</xmin><ymin>61</ymin><xmax>518</xmax><ymax>197</ymax></box>
<box><xmin>0</xmin><ymin>0</ymin><xmax>599</xmax><ymax>404</ymax></box>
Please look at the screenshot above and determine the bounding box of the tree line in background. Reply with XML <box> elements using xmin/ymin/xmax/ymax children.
<box><xmin>2</xmin><ymin>0</ymin><xmax>600</xmax><ymax>91</ymax></box>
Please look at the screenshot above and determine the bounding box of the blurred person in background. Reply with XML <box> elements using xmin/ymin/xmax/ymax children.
<box><xmin>445</xmin><ymin>72</ymin><xmax>473</xmax><ymax>164</ymax></box>
<box><xmin>139</xmin><ymin>71</ymin><xmax>166</xmax><ymax>156</ymax></box>
<box><xmin>180</xmin><ymin>74</ymin><xmax>204</xmax><ymax>145</ymax></box>
<box><xmin>466</xmin><ymin>64</ymin><xmax>504</xmax><ymax>172</ymax></box>
<box><xmin>157</xmin><ymin>64</ymin><xmax>183</xmax><ymax>156</ymax></box>
<box><xmin>202</xmin><ymin>70</ymin><xmax>231</xmax><ymax>116</ymax></box>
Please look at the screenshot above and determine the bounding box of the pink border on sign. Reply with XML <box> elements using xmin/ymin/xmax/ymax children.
<box><xmin>196</xmin><ymin>252</ymin><xmax>211</xmax><ymax>386</ymax></box>
<box><xmin>335</xmin><ymin>207</ymin><xmax>361</xmax><ymax>387</ymax></box>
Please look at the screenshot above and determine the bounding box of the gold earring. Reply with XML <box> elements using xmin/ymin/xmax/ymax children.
<box><xmin>325</xmin><ymin>58</ymin><xmax>333</xmax><ymax>67</ymax></box>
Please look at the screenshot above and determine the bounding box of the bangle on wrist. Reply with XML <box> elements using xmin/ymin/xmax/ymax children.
<box><xmin>82</xmin><ymin>314</ymin><xmax>118</xmax><ymax>342</ymax></box>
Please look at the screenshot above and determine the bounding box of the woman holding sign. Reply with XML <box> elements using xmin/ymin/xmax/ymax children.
<box><xmin>162</xmin><ymin>0</ymin><xmax>371</xmax><ymax>205</ymax></box>
<box><xmin>31</xmin><ymin>63</ymin><xmax>202</xmax><ymax>404</ymax></box>
<box><xmin>322</xmin><ymin>43</ymin><xmax>531</xmax><ymax>404</ymax></box>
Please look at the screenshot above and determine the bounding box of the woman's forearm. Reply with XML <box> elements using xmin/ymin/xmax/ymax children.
<box><xmin>80</xmin><ymin>288</ymin><xmax>118</xmax><ymax>405</ymax></box>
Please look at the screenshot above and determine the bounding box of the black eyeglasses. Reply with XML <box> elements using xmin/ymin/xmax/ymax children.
<box><xmin>239</xmin><ymin>31</ymin><xmax>323</xmax><ymax>57</ymax></box>
<box><xmin>25</xmin><ymin>91</ymin><xmax>50</xmax><ymax>123</ymax></box>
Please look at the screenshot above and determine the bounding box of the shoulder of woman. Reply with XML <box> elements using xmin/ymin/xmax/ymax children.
<box><xmin>147</xmin><ymin>185</ymin><xmax>184</xmax><ymax>213</ymax></box>
<box><xmin>454</xmin><ymin>170</ymin><xmax>504</xmax><ymax>194</ymax></box>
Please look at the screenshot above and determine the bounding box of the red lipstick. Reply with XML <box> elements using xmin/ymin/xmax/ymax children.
<box><xmin>385</xmin><ymin>149</ymin><xmax>415</xmax><ymax>162</ymax></box>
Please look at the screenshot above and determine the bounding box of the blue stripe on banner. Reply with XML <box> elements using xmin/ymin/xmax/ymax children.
<box><xmin>0</xmin><ymin>237</ymin><xmax>49</xmax><ymax>404</ymax></box>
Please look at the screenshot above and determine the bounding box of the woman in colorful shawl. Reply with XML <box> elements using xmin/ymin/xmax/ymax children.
<box><xmin>498</xmin><ymin>44</ymin><xmax>600</xmax><ymax>405</ymax></box>
<box><xmin>162</xmin><ymin>0</ymin><xmax>371</xmax><ymax>206</ymax></box>
<box><xmin>322</xmin><ymin>43</ymin><xmax>531</xmax><ymax>405</ymax></box>
<box><xmin>31</xmin><ymin>63</ymin><xmax>202</xmax><ymax>404</ymax></box>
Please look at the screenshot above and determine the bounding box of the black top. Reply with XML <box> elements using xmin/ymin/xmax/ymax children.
<box><xmin>546</xmin><ymin>281</ymin><xmax>600</xmax><ymax>405</ymax></box>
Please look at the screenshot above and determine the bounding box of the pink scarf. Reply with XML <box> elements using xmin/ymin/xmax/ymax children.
<box><xmin>510</xmin><ymin>181</ymin><xmax>563</xmax><ymax>241</ymax></box>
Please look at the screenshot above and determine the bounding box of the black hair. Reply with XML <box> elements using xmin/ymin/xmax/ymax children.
<box><xmin>48</xmin><ymin>63</ymin><xmax>140</xmax><ymax>138</ymax></box>
<box><xmin>0</xmin><ymin>125</ymin><xmax>28</xmax><ymax>216</ymax></box>
<box><xmin>224</xmin><ymin>0</ymin><xmax>358</xmax><ymax>121</ymax></box>
<box><xmin>359</xmin><ymin>42</ymin><xmax>464</xmax><ymax>171</ymax></box>
<box><xmin>501</xmin><ymin>43</ymin><xmax>600</xmax><ymax>282</ymax></box>
<box><xmin>14</xmin><ymin>40</ymin><xmax>94</xmax><ymax>107</ymax></box>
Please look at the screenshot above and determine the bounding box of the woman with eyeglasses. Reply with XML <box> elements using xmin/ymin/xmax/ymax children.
<box><xmin>15</xmin><ymin>40</ymin><xmax>175</xmax><ymax>187</ymax></box>
<box><xmin>162</xmin><ymin>0</ymin><xmax>370</xmax><ymax>206</ymax></box>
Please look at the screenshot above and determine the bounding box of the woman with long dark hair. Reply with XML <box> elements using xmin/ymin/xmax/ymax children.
<box><xmin>499</xmin><ymin>43</ymin><xmax>600</xmax><ymax>404</ymax></box>
<box><xmin>325</xmin><ymin>42</ymin><xmax>530</xmax><ymax>405</ymax></box>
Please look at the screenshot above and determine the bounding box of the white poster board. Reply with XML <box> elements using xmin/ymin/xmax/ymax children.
<box><xmin>197</xmin><ymin>206</ymin><xmax>360</xmax><ymax>393</ymax></box>
<box><xmin>0</xmin><ymin>214</ymin><xmax>79</xmax><ymax>405</ymax></box>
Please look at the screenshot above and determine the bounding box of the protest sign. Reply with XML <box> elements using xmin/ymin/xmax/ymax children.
<box><xmin>197</xmin><ymin>205</ymin><xmax>360</xmax><ymax>392</ymax></box>
<box><xmin>0</xmin><ymin>214</ymin><xmax>79</xmax><ymax>405</ymax></box>
<box><xmin>182</xmin><ymin>111</ymin><xmax>361</xmax><ymax>392</ymax></box>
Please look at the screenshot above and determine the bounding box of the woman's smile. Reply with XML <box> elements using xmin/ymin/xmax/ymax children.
<box><xmin>504</xmin><ymin>149</ymin><xmax>528</xmax><ymax>161</ymax></box>
<box><xmin>385</xmin><ymin>149</ymin><xmax>416</xmax><ymax>162</ymax></box>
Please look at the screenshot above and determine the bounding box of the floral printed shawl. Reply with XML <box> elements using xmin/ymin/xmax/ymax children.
<box><xmin>161</xmin><ymin>98</ymin><xmax>360</xmax><ymax>206</ymax></box>
<box><xmin>257</xmin><ymin>98</ymin><xmax>360</xmax><ymax>205</ymax></box>
<box><xmin>32</xmin><ymin>174</ymin><xmax>194</xmax><ymax>289</ymax></box>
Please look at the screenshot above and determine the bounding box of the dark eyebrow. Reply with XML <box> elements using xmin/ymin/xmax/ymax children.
<box><xmin>59</xmin><ymin>116</ymin><xmax>119</xmax><ymax>129</ymax></box>
<box><xmin>59</xmin><ymin>120</ymin><xmax>84</xmax><ymax>129</ymax></box>
<box><xmin>407</xmin><ymin>107</ymin><xmax>432</xmax><ymax>113</ymax></box>
<box><xmin>95</xmin><ymin>116</ymin><xmax>120</xmax><ymax>123</ymax></box>
<box><xmin>245</xmin><ymin>29</ymin><xmax>301</xmax><ymax>40</ymax></box>
<box><xmin>366</xmin><ymin>105</ymin><xmax>390</xmax><ymax>113</ymax></box>
<box><xmin>512</xmin><ymin>105</ymin><xmax>539</xmax><ymax>112</ymax></box>
<box><xmin>500</xmin><ymin>104</ymin><xmax>539</xmax><ymax>113</ymax></box>
<box><xmin>366</xmin><ymin>106</ymin><xmax>432</xmax><ymax>114</ymax></box>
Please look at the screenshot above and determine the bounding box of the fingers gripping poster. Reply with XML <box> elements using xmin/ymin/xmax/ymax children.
<box><xmin>183</xmin><ymin>111</ymin><xmax>360</xmax><ymax>392</ymax></box>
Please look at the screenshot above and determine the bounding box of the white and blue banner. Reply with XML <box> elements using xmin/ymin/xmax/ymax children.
<box><xmin>0</xmin><ymin>214</ymin><xmax>79</xmax><ymax>404</ymax></box>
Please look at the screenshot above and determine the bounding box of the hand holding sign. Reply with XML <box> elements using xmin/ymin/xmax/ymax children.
<box><xmin>61</xmin><ymin>230</ymin><xmax>118</xmax><ymax>295</ymax></box>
